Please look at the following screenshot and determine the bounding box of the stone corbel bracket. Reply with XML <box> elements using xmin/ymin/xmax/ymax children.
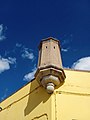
<box><xmin>35</xmin><ymin>65</ymin><xmax>66</xmax><ymax>93</ymax></box>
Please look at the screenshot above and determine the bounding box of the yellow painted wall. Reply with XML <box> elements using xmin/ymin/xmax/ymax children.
<box><xmin>0</xmin><ymin>69</ymin><xmax>90</xmax><ymax>120</ymax></box>
<box><xmin>55</xmin><ymin>70</ymin><xmax>90</xmax><ymax>120</ymax></box>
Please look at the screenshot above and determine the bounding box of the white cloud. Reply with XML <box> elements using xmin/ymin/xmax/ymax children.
<box><xmin>23</xmin><ymin>67</ymin><xmax>36</xmax><ymax>82</ymax></box>
<box><xmin>61</xmin><ymin>34</ymin><xmax>73</xmax><ymax>45</ymax></box>
<box><xmin>61</xmin><ymin>48</ymin><xmax>69</xmax><ymax>52</ymax></box>
<box><xmin>16</xmin><ymin>43</ymin><xmax>22</xmax><ymax>47</ymax></box>
<box><xmin>0</xmin><ymin>56</ymin><xmax>16</xmax><ymax>74</ymax></box>
<box><xmin>15</xmin><ymin>44</ymin><xmax>35</xmax><ymax>61</ymax></box>
<box><xmin>72</xmin><ymin>57</ymin><xmax>90</xmax><ymax>71</ymax></box>
<box><xmin>0</xmin><ymin>59</ymin><xmax>10</xmax><ymax>73</ymax></box>
<box><xmin>0</xmin><ymin>24</ymin><xmax>6</xmax><ymax>41</ymax></box>
<box><xmin>1</xmin><ymin>88</ymin><xmax>8</xmax><ymax>101</ymax></box>
<box><xmin>8</xmin><ymin>57</ymin><xmax>16</xmax><ymax>64</ymax></box>
<box><xmin>21</xmin><ymin>48</ymin><xmax>34</xmax><ymax>60</ymax></box>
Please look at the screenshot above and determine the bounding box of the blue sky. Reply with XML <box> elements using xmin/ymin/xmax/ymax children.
<box><xmin>0</xmin><ymin>0</ymin><xmax>90</xmax><ymax>102</ymax></box>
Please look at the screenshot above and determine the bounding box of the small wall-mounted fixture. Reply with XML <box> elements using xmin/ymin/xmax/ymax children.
<box><xmin>35</xmin><ymin>37</ymin><xmax>66</xmax><ymax>93</ymax></box>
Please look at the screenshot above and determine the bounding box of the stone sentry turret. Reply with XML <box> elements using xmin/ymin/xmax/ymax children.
<box><xmin>35</xmin><ymin>37</ymin><xmax>66</xmax><ymax>93</ymax></box>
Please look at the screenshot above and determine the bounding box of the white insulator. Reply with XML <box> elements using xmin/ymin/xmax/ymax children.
<box><xmin>46</xmin><ymin>83</ymin><xmax>54</xmax><ymax>94</ymax></box>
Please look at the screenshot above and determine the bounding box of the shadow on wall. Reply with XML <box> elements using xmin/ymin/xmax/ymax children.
<box><xmin>24</xmin><ymin>80</ymin><xmax>50</xmax><ymax>116</ymax></box>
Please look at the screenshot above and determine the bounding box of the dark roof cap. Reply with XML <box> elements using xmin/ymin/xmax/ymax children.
<box><xmin>39</xmin><ymin>37</ymin><xmax>60</xmax><ymax>50</ymax></box>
